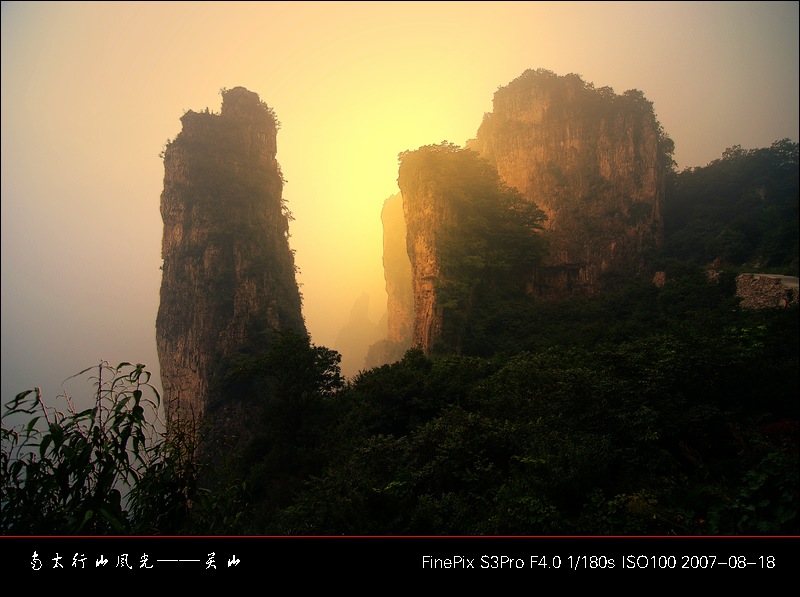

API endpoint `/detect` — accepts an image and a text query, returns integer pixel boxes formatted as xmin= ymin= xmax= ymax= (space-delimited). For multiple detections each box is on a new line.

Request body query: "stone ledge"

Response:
xmin=736 ymin=273 xmax=799 ymax=309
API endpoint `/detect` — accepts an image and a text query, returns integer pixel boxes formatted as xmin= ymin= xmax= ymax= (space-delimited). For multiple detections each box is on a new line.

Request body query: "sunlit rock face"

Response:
xmin=468 ymin=69 xmax=667 ymax=297
xmin=365 ymin=193 xmax=414 ymax=368
xmin=156 ymin=87 xmax=305 ymax=432
xmin=398 ymin=168 xmax=449 ymax=353
xmin=381 ymin=193 xmax=414 ymax=346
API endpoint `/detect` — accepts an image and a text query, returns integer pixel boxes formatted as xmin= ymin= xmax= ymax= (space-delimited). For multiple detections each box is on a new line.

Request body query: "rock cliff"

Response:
xmin=400 ymin=164 xmax=447 ymax=353
xmin=390 ymin=69 xmax=670 ymax=354
xmin=364 ymin=193 xmax=414 ymax=367
xmin=156 ymin=87 xmax=306 ymax=433
xmin=398 ymin=143 xmax=547 ymax=354
xmin=468 ymin=69 xmax=669 ymax=297
xmin=736 ymin=273 xmax=799 ymax=309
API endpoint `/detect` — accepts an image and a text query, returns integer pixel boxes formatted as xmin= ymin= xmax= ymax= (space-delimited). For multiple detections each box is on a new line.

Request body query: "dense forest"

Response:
xmin=2 ymin=139 xmax=798 ymax=535
xmin=663 ymin=139 xmax=798 ymax=271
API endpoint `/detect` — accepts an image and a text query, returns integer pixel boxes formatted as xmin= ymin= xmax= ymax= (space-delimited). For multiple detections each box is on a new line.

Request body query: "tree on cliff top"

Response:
xmin=664 ymin=138 xmax=799 ymax=271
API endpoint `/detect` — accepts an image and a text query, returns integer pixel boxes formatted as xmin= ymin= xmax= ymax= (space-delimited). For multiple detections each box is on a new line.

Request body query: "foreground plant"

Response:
xmin=1 ymin=361 xmax=196 ymax=534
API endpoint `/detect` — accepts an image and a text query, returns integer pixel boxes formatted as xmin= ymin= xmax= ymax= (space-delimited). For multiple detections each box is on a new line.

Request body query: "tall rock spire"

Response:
xmin=156 ymin=87 xmax=306 ymax=433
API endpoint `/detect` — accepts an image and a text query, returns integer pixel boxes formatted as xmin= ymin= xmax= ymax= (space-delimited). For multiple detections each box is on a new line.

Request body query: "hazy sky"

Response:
xmin=2 ymin=1 xmax=798 ymax=406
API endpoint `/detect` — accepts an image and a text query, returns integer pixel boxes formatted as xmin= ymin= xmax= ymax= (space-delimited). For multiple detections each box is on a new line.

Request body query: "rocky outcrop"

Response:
xmin=388 ymin=70 xmax=670 ymax=354
xmin=365 ymin=193 xmax=414 ymax=367
xmin=468 ymin=69 xmax=668 ymax=297
xmin=156 ymin=87 xmax=306 ymax=434
xmin=736 ymin=273 xmax=799 ymax=309
xmin=397 ymin=144 xmax=547 ymax=354
xmin=400 ymin=170 xmax=446 ymax=352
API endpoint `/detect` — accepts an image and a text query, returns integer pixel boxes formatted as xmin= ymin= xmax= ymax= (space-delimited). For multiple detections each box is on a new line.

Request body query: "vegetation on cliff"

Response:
xmin=663 ymin=138 xmax=799 ymax=274
xmin=471 ymin=68 xmax=672 ymax=297
xmin=399 ymin=142 xmax=548 ymax=354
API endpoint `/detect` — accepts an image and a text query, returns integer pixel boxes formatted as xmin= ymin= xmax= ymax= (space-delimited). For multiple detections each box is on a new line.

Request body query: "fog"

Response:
xmin=2 ymin=1 xmax=798 ymax=407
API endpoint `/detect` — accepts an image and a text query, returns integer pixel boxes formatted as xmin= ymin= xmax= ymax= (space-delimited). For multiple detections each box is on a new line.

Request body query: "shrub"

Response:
xmin=1 ymin=361 xmax=195 ymax=534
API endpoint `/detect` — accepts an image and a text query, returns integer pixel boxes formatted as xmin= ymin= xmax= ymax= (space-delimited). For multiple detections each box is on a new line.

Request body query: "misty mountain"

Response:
xmin=333 ymin=291 xmax=387 ymax=378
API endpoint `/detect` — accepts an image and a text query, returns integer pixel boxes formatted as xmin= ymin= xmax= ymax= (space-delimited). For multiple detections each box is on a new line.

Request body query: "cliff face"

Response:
xmin=381 ymin=193 xmax=414 ymax=346
xmin=401 ymin=175 xmax=446 ymax=352
xmin=365 ymin=193 xmax=414 ymax=367
xmin=468 ymin=69 xmax=667 ymax=297
xmin=397 ymin=144 xmax=547 ymax=354
xmin=156 ymin=87 xmax=305 ymax=431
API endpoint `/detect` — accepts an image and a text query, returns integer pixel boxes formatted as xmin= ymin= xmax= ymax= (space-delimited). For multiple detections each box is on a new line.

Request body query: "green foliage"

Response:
xmin=270 ymin=293 xmax=798 ymax=535
xmin=216 ymin=330 xmax=342 ymax=402
xmin=208 ymin=330 xmax=345 ymax=532
xmin=219 ymin=86 xmax=281 ymax=129
xmin=398 ymin=143 xmax=548 ymax=353
xmin=664 ymin=139 xmax=799 ymax=273
xmin=1 ymin=362 xmax=196 ymax=534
